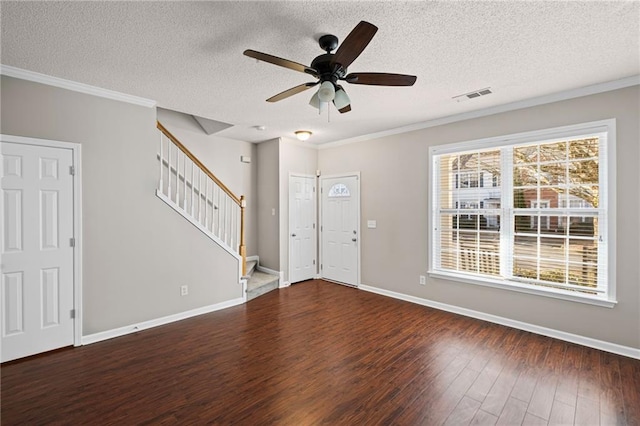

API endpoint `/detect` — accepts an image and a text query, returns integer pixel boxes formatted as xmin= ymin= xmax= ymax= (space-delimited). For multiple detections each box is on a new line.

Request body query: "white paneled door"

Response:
xmin=289 ymin=175 xmax=316 ymax=284
xmin=1 ymin=141 xmax=75 ymax=362
xmin=321 ymin=174 xmax=359 ymax=286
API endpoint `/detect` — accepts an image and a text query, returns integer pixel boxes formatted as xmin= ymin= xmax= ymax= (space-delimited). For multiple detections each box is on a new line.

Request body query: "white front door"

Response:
xmin=289 ymin=175 xmax=316 ymax=283
xmin=321 ymin=174 xmax=359 ymax=286
xmin=1 ymin=141 xmax=75 ymax=362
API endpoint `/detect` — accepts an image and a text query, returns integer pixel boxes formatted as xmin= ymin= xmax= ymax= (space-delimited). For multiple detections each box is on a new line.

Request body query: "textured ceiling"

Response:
xmin=1 ymin=1 xmax=638 ymax=145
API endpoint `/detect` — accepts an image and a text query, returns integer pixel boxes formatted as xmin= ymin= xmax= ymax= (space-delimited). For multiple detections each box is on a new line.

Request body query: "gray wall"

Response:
xmin=256 ymin=139 xmax=280 ymax=271
xmin=1 ymin=76 xmax=242 ymax=335
xmin=318 ymin=85 xmax=640 ymax=349
xmin=156 ymin=108 xmax=257 ymax=256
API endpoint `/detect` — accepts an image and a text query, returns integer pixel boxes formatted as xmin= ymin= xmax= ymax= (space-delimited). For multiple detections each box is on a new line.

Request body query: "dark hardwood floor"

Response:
xmin=2 ymin=280 xmax=639 ymax=425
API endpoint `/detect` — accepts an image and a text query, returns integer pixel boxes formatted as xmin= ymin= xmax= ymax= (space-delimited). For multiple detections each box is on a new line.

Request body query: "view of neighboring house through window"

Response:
xmin=429 ymin=120 xmax=614 ymax=305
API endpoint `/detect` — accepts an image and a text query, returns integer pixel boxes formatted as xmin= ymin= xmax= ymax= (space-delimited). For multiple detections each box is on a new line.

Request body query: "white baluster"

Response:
xmin=228 ymin=199 xmax=233 ymax=248
xmin=235 ymin=204 xmax=240 ymax=254
xmin=204 ymin=177 xmax=209 ymax=231
xmin=190 ymin=159 xmax=195 ymax=216
xmin=198 ymin=170 xmax=202 ymax=223
xmin=175 ymin=153 xmax=180 ymax=206
xmin=183 ymin=155 xmax=188 ymax=211
xmin=158 ymin=133 xmax=163 ymax=192
xmin=233 ymin=200 xmax=237 ymax=249
xmin=167 ymin=139 xmax=172 ymax=199
xmin=223 ymin=195 xmax=228 ymax=244
xmin=215 ymin=186 xmax=221 ymax=237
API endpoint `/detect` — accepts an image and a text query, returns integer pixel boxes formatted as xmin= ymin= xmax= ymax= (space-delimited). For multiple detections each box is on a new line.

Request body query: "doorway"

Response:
xmin=1 ymin=135 xmax=81 ymax=362
xmin=320 ymin=173 xmax=360 ymax=286
xmin=288 ymin=174 xmax=316 ymax=284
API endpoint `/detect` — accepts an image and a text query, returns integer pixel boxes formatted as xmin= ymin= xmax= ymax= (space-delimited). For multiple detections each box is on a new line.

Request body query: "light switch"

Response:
xmin=367 ymin=220 xmax=377 ymax=229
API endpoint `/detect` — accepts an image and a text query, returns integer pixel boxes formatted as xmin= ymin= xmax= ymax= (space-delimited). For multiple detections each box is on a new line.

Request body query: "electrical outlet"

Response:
xmin=419 ymin=275 xmax=426 ymax=285
xmin=180 ymin=285 xmax=188 ymax=296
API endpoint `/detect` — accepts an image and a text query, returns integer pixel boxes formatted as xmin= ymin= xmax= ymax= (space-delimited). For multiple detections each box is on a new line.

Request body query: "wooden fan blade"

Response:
xmin=266 ymin=82 xmax=318 ymax=103
xmin=244 ymin=49 xmax=318 ymax=76
xmin=338 ymin=104 xmax=352 ymax=114
xmin=331 ymin=21 xmax=378 ymax=68
xmin=345 ymin=72 xmax=417 ymax=86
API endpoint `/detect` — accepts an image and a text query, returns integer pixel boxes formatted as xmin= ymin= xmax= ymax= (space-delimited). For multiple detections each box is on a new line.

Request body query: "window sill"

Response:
xmin=428 ymin=270 xmax=617 ymax=308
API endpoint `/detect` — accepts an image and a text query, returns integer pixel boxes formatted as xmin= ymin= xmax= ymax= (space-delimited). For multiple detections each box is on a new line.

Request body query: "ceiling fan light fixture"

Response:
xmin=295 ymin=130 xmax=313 ymax=141
xmin=309 ymin=91 xmax=320 ymax=109
xmin=333 ymin=87 xmax=350 ymax=110
xmin=317 ymin=81 xmax=335 ymax=102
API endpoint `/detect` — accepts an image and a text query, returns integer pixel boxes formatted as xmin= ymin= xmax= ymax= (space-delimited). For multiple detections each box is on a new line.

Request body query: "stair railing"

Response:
xmin=156 ymin=121 xmax=246 ymax=275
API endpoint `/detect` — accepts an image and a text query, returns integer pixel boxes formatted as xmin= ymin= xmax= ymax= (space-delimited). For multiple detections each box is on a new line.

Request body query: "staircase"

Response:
xmin=156 ymin=121 xmax=247 ymax=278
xmin=244 ymin=260 xmax=280 ymax=301
xmin=155 ymin=121 xmax=280 ymax=302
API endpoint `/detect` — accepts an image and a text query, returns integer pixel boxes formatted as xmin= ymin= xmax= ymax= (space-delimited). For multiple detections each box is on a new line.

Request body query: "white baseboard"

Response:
xmin=256 ymin=264 xmax=279 ymax=276
xmin=280 ymin=281 xmax=291 ymax=288
xmin=246 ymin=255 xmax=259 ymax=262
xmin=81 ymin=297 xmax=245 ymax=345
xmin=359 ymin=284 xmax=640 ymax=360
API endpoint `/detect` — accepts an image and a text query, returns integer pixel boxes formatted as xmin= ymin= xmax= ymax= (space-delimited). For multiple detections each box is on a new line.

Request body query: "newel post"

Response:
xmin=239 ymin=195 xmax=247 ymax=276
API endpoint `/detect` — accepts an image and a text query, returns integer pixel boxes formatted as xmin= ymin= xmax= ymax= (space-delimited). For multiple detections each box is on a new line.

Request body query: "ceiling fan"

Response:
xmin=243 ymin=21 xmax=417 ymax=114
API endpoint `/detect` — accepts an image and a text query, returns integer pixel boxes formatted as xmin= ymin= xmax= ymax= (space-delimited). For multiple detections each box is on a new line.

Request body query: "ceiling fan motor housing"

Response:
xmin=310 ymin=53 xmax=346 ymax=86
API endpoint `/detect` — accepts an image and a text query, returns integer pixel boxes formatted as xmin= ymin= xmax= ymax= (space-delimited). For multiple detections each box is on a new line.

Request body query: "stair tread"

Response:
xmin=247 ymin=271 xmax=279 ymax=291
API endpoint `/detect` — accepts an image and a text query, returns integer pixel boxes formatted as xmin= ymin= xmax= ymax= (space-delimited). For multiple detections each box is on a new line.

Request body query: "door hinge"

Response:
xmin=313 ymin=259 xmax=316 ymax=265
xmin=69 ymin=237 xmax=75 ymax=247
xmin=313 ymin=223 xmax=316 ymax=229
xmin=69 ymin=166 xmax=75 ymax=175
xmin=70 ymin=309 xmax=75 ymax=319
xmin=321 ymin=264 xmax=323 ymax=270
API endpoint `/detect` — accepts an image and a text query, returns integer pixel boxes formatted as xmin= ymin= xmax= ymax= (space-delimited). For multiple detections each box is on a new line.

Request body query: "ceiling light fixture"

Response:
xmin=333 ymin=87 xmax=350 ymax=110
xmin=317 ymin=81 xmax=335 ymax=102
xmin=295 ymin=130 xmax=312 ymax=141
xmin=309 ymin=91 xmax=320 ymax=109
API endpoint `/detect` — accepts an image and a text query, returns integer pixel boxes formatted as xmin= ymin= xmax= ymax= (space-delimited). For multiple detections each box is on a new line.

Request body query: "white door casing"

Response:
xmin=1 ymin=136 xmax=81 ymax=362
xmin=289 ymin=174 xmax=316 ymax=283
xmin=320 ymin=174 xmax=360 ymax=286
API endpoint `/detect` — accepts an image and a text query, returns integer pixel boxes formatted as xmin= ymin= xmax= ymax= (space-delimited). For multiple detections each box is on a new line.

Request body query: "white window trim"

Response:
xmin=428 ymin=119 xmax=617 ymax=308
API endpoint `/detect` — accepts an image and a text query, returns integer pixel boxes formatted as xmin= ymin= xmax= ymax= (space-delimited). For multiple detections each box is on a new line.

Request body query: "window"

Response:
xmin=328 ymin=183 xmax=350 ymax=197
xmin=429 ymin=120 xmax=615 ymax=307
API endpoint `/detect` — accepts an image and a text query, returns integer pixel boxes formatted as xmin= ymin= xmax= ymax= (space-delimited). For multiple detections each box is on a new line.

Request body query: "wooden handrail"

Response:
xmin=157 ymin=121 xmax=241 ymax=206
xmin=157 ymin=120 xmax=246 ymax=275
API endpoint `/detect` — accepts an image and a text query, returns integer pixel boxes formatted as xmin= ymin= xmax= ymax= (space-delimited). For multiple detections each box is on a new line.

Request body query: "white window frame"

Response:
xmin=428 ymin=119 xmax=616 ymax=308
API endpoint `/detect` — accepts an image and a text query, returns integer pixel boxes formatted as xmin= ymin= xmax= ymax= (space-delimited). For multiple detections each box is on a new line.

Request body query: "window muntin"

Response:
xmin=430 ymin=123 xmax=612 ymax=304
xmin=328 ymin=183 xmax=350 ymax=198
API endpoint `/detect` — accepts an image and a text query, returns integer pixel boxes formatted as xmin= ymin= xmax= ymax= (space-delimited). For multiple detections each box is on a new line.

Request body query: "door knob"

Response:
xmin=352 ymin=238 xmax=357 ymax=242
xmin=291 ymin=233 xmax=297 ymax=237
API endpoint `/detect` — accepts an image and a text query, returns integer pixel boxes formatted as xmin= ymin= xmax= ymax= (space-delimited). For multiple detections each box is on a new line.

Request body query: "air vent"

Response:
xmin=453 ymin=87 xmax=493 ymax=102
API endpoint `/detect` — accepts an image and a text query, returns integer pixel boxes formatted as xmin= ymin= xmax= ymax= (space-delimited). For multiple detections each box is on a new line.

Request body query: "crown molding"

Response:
xmin=319 ymin=75 xmax=640 ymax=150
xmin=0 ymin=64 xmax=156 ymax=108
